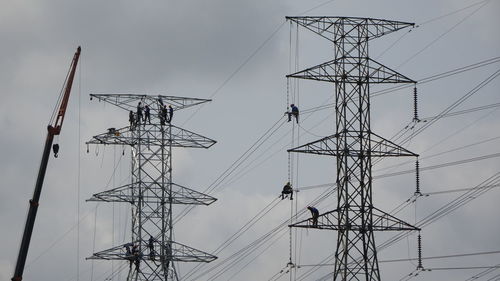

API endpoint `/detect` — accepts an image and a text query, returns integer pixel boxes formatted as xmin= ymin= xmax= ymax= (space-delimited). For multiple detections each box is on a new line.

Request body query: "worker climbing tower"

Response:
xmin=286 ymin=17 xmax=420 ymax=280
xmin=86 ymin=94 xmax=217 ymax=280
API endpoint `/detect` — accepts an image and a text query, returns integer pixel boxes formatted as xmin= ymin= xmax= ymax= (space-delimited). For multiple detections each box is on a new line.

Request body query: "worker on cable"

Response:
xmin=281 ymin=182 xmax=294 ymax=200
xmin=129 ymin=111 xmax=135 ymax=130
xmin=158 ymin=96 xmax=164 ymax=107
xmin=148 ymin=236 xmax=155 ymax=259
xmin=307 ymin=206 xmax=319 ymax=227
xmin=137 ymin=102 xmax=144 ymax=125
xmin=144 ymin=105 xmax=151 ymax=124
xmin=287 ymin=104 xmax=299 ymax=123
xmin=167 ymin=105 xmax=173 ymax=123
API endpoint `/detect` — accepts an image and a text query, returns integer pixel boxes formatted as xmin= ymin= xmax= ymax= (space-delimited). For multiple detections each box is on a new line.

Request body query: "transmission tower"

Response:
xmin=86 ymin=94 xmax=217 ymax=280
xmin=286 ymin=17 xmax=421 ymax=280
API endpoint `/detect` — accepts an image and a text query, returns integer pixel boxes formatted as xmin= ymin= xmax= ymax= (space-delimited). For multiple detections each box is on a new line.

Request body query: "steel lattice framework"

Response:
xmin=286 ymin=17 xmax=420 ymax=280
xmin=86 ymin=94 xmax=217 ymax=281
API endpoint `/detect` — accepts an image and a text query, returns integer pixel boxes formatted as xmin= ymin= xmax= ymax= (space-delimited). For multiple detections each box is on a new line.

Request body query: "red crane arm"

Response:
xmin=49 ymin=46 xmax=81 ymax=135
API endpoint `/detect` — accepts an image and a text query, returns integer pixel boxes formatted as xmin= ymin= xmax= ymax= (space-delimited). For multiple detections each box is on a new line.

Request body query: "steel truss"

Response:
xmin=286 ymin=17 xmax=420 ymax=281
xmin=86 ymin=94 xmax=217 ymax=281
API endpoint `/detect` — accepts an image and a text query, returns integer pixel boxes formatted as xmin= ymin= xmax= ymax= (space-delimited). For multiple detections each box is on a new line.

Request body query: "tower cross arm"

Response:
xmin=286 ymin=57 xmax=416 ymax=84
xmin=288 ymin=131 xmax=418 ymax=157
xmin=289 ymin=207 xmax=420 ymax=231
xmin=90 ymin=93 xmax=211 ymax=112
xmin=86 ymin=125 xmax=216 ymax=148
xmin=285 ymin=16 xmax=414 ymax=43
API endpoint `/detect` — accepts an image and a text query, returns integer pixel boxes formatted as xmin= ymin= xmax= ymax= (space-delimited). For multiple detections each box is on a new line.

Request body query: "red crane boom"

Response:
xmin=12 ymin=46 xmax=81 ymax=281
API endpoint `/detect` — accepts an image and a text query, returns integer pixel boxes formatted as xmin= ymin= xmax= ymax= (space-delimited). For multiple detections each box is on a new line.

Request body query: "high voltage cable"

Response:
xmin=396 ymin=0 xmax=491 ymax=69
xmin=210 ymin=151 xmax=500 ymax=280
xmin=202 ymin=121 xmax=500 ymax=279
xmin=187 ymin=187 xmax=337 ymax=281
xmin=173 ymin=116 xmax=286 ymax=224
xmin=399 ymin=68 xmax=500 ymax=146
xmin=184 ymin=10 xmax=500 ymax=281
xmin=464 ymin=263 xmax=500 ymax=281
xmin=419 ymin=101 xmax=500 ymax=122
xmin=193 ymin=141 xmax=500 ymax=279
xmin=299 ymin=56 xmax=500 ymax=115
xmin=181 ymin=21 xmax=287 ymax=126
xmin=295 ymin=248 xmax=500 ymax=266
xmin=375 ymin=134 xmax=500 ymax=173
xmin=373 ymin=56 xmax=500 ymax=97
xmin=298 ymin=172 xmax=500 ymax=280
xmin=182 ymin=196 xmax=282 ymax=279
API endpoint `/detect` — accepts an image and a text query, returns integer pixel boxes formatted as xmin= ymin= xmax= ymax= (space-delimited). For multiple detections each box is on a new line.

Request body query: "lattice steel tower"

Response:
xmin=287 ymin=17 xmax=420 ymax=280
xmin=86 ymin=94 xmax=217 ymax=280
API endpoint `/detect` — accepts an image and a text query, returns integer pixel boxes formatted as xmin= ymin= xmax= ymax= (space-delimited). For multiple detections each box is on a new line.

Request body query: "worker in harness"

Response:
xmin=129 ymin=111 xmax=135 ymax=130
xmin=124 ymin=242 xmax=134 ymax=269
xmin=287 ymin=104 xmax=299 ymax=123
xmin=307 ymin=206 xmax=319 ymax=227
xmin=281 ymin=182 xmax=293 ymax=200
xmin=148 ymin=236 xmax=155 ymax=259
xmin=137 ymin=102 xmax=144 ymax=125
xmin=160 ymin=105 xmax=168 ymax=126
xmin=132 ymin=244 xmax=141 ymax=272
xmin=167 ymin=105 xmax=173 ymax=123
xmin=144 ymin=105 xmax=151 ymax=124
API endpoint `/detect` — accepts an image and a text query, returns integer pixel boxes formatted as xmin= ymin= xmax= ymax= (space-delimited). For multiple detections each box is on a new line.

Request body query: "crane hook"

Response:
xmin=52 ymin=143 xmax=60 ymax=158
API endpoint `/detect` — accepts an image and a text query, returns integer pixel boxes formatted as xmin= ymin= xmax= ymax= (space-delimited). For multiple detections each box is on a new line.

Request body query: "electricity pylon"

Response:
xmin=286 ymin=17 xmax=420 ymax=280
xmin=86 ymin=94 xmax=217 ymax=280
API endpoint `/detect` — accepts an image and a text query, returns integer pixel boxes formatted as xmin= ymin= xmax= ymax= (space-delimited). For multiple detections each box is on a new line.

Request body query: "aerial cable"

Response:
xmin=464 ymin=263 xmax=500 ymax=280
xmin=182 ymin=20 xmax=287 ymax=126
xmin=396 ymin=0 xmax=491 ymax=69
xmin=418 ymin=0 xmax=492 ymax=26
xmin=371 ymin=56 xmax=500 ymax=98
xmin=182 ymin=197 xmax=282 ymax=279
xmin=420 ymin=101 xmax=500 ymax=122
xmin=296 ymin=56 xmax=500 ymax=116
xmin=376 ymin=0 xmax=492 ymax=61
xmin=173 ymin=115 xmax=286 ymax=224
xmin=418 ymin=103 xmax=500 ymax=157
xmin=189 ymin=186 xmax=335 ymax=281
xmin=298 ymin=172 xmax=500 ymax=279
xmin=399 ymin=68 xmax=500 ymax=145
xmin=375 ymin=134 xmax=500 ymax=174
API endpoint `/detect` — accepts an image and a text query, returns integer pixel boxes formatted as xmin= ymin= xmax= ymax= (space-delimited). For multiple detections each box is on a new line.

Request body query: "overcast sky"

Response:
xmin=1 ymin=0 xmax=500 ymax=280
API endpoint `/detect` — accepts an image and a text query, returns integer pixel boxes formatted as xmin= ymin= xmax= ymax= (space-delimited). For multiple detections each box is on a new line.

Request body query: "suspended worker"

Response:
xmin=287 ymin=104 xmax=299 ymax=123
xmin=129 ymin=110 xmax=135 ymax=130
xmin=281 ymin=182 xmax=293 ymax=200
xmin=144 ymin=105 xmax=151 ymax=124
xmin=137 ymin=102 xmax=144 ymax=124
xmin=307 ymin=206 xmax=319 ymax=227
xmin=148 ymin=236 xmax=155 ymax=259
